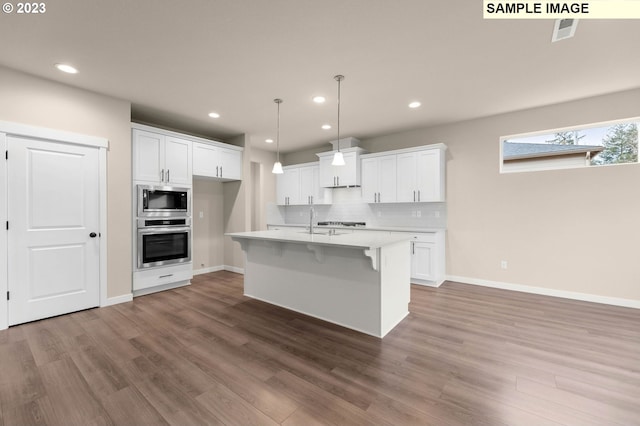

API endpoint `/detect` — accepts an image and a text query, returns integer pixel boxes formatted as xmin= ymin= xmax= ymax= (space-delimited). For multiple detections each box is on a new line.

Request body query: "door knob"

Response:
xmin=89 ymin=232 xmax=97 ymax=238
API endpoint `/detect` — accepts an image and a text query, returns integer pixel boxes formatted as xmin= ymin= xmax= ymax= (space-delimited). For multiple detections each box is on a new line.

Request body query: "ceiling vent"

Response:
xmin=552 ymin=19 xmax=578 ymax=42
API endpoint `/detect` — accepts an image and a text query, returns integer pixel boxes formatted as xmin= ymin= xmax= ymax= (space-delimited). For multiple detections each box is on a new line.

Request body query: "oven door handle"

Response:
xmin=137 ymin=226 xmax=191 ymax=234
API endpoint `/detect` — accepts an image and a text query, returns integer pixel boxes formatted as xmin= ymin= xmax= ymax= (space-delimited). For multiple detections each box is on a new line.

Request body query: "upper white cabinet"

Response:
xmin=277 ymin=163 xmax=331 ymax=206
xmin=361 ymin=154 xmax=397 ymax=203
xmin=397 ymin=147 xmax=445 ymax=202
xmin=362 ymin=144 xmax=446 ymax=204
xmin=133 ymin=129 xmax=192 ymax=185
xmin=316 ymin=148 xmax=366 ymax=188
xmin=193 ymin=142 xmax=242 ymax=181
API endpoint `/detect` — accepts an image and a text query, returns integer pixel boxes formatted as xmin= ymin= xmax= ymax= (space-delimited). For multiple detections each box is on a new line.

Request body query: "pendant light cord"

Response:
xmin=275 ymin=98 xmax=282 ymax=162
xmin=334 ymin=75 xmax=344 ymax=152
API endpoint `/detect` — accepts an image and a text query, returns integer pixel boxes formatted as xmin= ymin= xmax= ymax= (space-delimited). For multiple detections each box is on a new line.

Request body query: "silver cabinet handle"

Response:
xmin=159 ymin=274 xmax=174 ymax=279
xmin=220 ymin=166 xmax=222 ymax=177
xmin=418 ymin=190 xmax=420 ymax=202
xmin=412 ymin=242 xmax=415 ymax=255
xmin=413 ymin=190 xmax=416 ymax=202
xmin=337 ymin=176 xmax=340 ymax=186
xmin=378 ymin=192 xmax=381 ymax=203
xmin=216 ymin=166 xmax=219 ymax=177
xmin=161 ymin=169 xmax=165 ymax=182
xmin=311 ymin=195 xmax=313 ymax=204
xmin=167 ymin=169 xmax=170 ymax=182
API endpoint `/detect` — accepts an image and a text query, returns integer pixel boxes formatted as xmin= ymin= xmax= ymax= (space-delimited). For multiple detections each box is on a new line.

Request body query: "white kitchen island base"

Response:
xmin=229 ymin=231 xmax=411 ymax=338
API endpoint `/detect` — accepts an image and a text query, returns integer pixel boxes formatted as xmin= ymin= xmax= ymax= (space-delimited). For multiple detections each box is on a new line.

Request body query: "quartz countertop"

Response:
xmin=267 ymin=223 xmax=446 ymax=233
xmin=227 ymin=229 xmax=411 ymax=250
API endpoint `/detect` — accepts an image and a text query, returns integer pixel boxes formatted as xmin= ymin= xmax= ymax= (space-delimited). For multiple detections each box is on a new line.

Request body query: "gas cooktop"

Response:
xmin=317 ymin=221 xmax=366 ymax=227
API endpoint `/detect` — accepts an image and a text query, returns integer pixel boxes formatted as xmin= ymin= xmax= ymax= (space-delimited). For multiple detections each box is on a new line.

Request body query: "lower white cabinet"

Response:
xmin=133 ymin=263 xmax=193 ymax=296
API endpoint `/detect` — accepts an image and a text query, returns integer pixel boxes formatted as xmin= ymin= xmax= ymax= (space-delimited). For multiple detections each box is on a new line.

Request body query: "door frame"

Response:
xmin=0 ymin=121 xmax=108 ymax=330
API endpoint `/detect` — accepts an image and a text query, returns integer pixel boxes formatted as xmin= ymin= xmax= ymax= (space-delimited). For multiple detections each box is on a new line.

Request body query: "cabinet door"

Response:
xmin=377 ymin=155 xmax=397 ymax=203
xmin=276 ymin=168 xmax=300 ymax=205
xmin=192 ymin=142 xmax=219 ymax=178
xmin=164 ymin=136 xmax=192 ymax=185
xmin=396 ymin=152 xmax=417 ymax=202
xmin=361 ymin=157 xmax=379 ymax=203
xmin=133 ymin=130 xmax=163 ymax=183
xmin=318 ymin=155 xmax=335 ymax=187
xmin=218 ymin=148 xmax=242 ymax=180
xmin=336 ymin=152 xmax=358 ymax=186
xmin=411 ymin=241 xmax=435 ymax=281
xmin=416 ymin=149 xmax=442 ymax=202
xmin=299 ymin=165 xmax=315 ymax=205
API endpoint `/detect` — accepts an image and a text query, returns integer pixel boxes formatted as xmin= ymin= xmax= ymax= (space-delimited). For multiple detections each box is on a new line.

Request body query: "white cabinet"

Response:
xmin=193 ymin=142 xmax=242 ymax=181
xmin=411 ymin=238 xmax=436 ymax=282
xmin=361 ymin=154 xmax=397 ymax=203
xmin=277 ymin=167 xmax=300 ymax=205
xmin=397 ymin=147 xmax=445 ymax=202
xmin=277 ymin=163 xmax=331 ymax=205
xmin=317 ymin=148 xmax=366 ymax=188
xmin=133 ymin=129 xmax=192 ymax=185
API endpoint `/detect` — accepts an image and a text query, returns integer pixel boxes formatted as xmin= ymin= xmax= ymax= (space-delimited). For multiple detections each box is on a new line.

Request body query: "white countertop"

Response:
xmin=267 ymin=223 xmax=446 ymax=233
xmin=227 ymin=229 xmax=412 ymax=250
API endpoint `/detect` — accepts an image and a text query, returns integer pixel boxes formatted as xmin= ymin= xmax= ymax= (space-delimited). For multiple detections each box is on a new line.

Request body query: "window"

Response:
xmin=500 ymin=118 xmax=639 ymax=173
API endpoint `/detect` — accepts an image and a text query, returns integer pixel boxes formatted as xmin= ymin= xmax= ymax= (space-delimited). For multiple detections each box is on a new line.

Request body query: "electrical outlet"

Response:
xmin=501 ymin=260 xmax=508 ymax=270
xmin=417 ymin=210 xmax=422 ymax=218
xmin=199 ymin=211 xmax=204 ymax=219
xmin=201 ymin=263 xmax=205 ymax=267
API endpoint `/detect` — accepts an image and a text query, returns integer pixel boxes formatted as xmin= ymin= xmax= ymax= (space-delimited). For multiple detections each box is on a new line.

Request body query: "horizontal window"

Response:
xmin=500 ymin=118 xmax=639 ymax=173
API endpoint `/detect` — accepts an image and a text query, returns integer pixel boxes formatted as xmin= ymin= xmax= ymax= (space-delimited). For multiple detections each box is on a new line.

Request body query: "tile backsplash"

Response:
xmin=266 ymin=187 xmax=447 ymax=229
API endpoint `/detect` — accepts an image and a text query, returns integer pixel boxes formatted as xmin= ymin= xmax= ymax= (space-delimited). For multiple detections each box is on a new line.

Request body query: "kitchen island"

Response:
xmin=227 ymin=229 xmax=411 ymax=338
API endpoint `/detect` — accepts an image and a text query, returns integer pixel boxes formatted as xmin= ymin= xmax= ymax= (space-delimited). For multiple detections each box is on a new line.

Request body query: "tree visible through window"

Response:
xmin=501 ymin=118 xmax=639 ymax=173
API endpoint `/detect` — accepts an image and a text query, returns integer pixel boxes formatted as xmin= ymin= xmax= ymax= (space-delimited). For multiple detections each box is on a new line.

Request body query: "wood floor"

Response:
xmin=1 ymin=271 xmax=639 ymax=425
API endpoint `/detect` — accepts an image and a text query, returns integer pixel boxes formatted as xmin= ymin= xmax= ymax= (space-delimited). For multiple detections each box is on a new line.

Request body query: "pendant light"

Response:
xmin=272 ymin=98 xmax=284 ymax=174
xmin=331 ymin=74 xmax=346 ymax=166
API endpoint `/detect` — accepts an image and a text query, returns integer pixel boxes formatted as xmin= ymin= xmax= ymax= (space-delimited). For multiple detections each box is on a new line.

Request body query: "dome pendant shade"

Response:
xmin=272 ymin=161 xmax=283 ymax=174
xmin=331 ymin=151 xmax=345 ymax=166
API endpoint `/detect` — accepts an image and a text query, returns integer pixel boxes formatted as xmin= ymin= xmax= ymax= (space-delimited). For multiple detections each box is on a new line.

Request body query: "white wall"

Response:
xmin=192 ymin=179 xmax=225 ymax=272
xmin=0 ymin=66 xmax=132 ymax=299
xmin=362 ymin=88 xmax=640 ymax=303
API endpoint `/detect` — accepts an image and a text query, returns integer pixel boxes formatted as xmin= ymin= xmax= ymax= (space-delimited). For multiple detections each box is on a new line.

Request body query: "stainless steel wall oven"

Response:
xmin=137 ymin=217 xmax=191 ymax=269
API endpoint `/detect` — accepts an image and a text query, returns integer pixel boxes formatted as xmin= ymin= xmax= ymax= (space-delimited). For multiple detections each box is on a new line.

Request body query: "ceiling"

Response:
xmin=1 ymin=1 xmax=639 ymax=154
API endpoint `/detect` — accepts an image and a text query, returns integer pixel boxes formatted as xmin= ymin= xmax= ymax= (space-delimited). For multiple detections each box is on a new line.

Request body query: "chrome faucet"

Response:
xmin=309 ymin=206 xmax=314 ymax=234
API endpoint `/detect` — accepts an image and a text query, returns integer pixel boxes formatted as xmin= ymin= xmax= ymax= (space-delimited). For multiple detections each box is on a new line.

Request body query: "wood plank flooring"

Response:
xmin=1 ymin=271 xmax=639 ymax=425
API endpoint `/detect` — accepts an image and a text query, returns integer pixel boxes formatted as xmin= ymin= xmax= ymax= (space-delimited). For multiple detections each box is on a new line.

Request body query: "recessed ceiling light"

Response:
xmin=208 ymin=112 xmax=220 ymax=118
xmin=409 ymin=101 xmax=421 ymax=109
xmin=321 ymin=124 xmax=331 ymax=130
xmin=55 ymin=63 xmax=78 ymax=74
xmin=313 ymin=96 xmax=326 ymax=104
xmin=265 ymin=138 xmax=274 ymax=143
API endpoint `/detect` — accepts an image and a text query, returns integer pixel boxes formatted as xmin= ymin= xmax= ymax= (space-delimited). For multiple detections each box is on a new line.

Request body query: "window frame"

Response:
xmin=499 ymin=116 xmax=640 ymax=174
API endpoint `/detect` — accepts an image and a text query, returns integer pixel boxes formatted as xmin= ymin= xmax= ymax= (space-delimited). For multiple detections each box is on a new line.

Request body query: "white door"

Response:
xmin=193 ymin=143 xmax=219 ymax=177
xmin=7 ymin=136 xmax=100 ymax=325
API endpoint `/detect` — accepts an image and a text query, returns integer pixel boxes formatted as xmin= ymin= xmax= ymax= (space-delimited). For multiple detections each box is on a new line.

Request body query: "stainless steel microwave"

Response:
xmin=137 ymin=185 xmax=190 ymax=217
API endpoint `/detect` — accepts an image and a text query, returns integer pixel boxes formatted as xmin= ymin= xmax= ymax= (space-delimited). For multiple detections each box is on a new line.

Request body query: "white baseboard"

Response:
xmin=101 ymin=293 xmax=133 ymax=307
xmin=193 ymin=265 xmax=245 ymax=275
xmin=224 ymin=265 xmax=245 ymax=274
xmin=446 ymin=275 xmax=640 ymax=310
xmin=193 ymin=265 xmax=225 ymax=276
